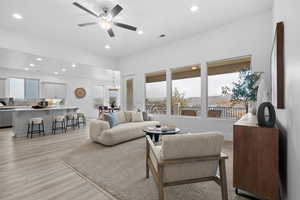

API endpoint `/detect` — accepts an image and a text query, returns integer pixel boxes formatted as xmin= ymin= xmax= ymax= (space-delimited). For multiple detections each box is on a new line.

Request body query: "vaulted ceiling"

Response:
xmin=0 ymin=0 xmax=272 ymax=58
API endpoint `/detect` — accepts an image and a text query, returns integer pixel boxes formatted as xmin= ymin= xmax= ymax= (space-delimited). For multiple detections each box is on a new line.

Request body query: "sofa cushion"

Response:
xmin=124 ymin=111 xmax=134 ymax=122
xmin=131 ymin=112 xmax=144 ymax=122
xmin=116 ymin=112 xmax=126 ymax=123
xmin=99 ymin=121 xmax=160 ymax=146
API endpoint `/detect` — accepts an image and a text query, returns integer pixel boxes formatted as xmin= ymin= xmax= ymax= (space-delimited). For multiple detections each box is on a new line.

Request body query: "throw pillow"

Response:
xmin=131 ymin=112 xmax=144 ymax=122
xmin=103 ymin=114 xmax=114 ymax=128
xmin=142 ymin=111 xmax=149 ymax=121
xmin=124 ymin=111 xmax=133 ymax=122
xmin=116 ymin=112 xmax=126 ymax=123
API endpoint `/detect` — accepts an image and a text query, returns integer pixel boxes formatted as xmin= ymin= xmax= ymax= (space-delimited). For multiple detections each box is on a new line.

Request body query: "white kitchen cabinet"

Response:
xmin=41 ymin=82 xmax=67 ymax=99
xmin=0 ymin=78 xmax=5 ymax=97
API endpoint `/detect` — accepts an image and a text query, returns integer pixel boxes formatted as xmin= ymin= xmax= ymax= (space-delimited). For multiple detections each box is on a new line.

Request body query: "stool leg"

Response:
xmin=61 ymin=121 xmax=64 ymax=134
xmin=54 ymin=120 xmax=57 ymax=135
xmin=38 ymin=124 xmax=41 ymax=136
xmin=42 ymin=121 xmax=45 ymax=136
xmin=77 ymin=118 xmax=80 ymax=128
xmin=52 ymin=121 xmax=54 ymax=134
xmin=31 ymin=122 xmax=34 ymax=138
xmin=64 ymin=120 xmax=67 ymax=133
xmin=27 ymin=124 xmax=30 ymax=138
xmin=84 ymin=117 xmax=86 ymax=126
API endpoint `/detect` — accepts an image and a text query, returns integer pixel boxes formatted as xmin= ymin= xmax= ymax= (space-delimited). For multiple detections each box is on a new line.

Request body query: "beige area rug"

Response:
xmin=62 ymin=138 xmax=245 ymax=200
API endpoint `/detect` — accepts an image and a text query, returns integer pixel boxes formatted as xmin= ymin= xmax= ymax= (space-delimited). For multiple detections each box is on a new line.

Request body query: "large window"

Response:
xmin=145 ymin=71 xmax=167 ymax=114
xmin=9 ymin=78 xmax=39 ymax=100
xmin=207 ymin=57 xmax=251 ymax=119
xmin=171 ymin=65 xmax=201 ymax=116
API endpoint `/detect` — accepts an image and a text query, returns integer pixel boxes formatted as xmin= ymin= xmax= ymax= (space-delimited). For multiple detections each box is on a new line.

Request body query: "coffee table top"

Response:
xmin=144 ymin=127 xmax=181 ymax=135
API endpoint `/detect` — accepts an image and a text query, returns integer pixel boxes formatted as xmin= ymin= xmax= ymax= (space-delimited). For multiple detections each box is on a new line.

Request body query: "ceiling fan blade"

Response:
xmin=113 ymin=22 xmax=137 ymax=31
xmin=78 ymin=22 xmax=97 ymax=27
xmin=73 ymin=2 xmax=98 ymax=17
xmin=110 ymin=4 xmax=123 ymax=17
xmin=107 ymin=29 xmax=115 ymax=37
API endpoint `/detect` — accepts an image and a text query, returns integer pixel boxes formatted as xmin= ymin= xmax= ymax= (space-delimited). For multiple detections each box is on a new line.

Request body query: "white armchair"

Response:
xmin=146 ymin=132 xmax=228 ymax=200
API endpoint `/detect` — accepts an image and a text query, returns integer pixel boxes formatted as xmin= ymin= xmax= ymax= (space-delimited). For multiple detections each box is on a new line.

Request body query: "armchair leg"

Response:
xmin=158 ymin=183 xmax=164 ymax=200
xmin=219 ymin=158 xmax=228 ymax=200
xmin=146 ymin=139 xmax=150 ymax=178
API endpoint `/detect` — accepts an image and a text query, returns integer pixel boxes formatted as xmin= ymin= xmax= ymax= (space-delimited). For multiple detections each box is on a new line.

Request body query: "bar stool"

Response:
xmin=27 ymin=118 xmax=45 ymax=138
xmin=77 ymin=113 xmax=86 ymax=128
xmin=52 ymin=115 xmax=66 ymax=134
xmin=66 ymin=113 xmax=77 ymax=130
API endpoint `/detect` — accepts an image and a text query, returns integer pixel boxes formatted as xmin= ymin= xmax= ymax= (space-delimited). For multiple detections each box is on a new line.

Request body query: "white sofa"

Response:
xmin=89 ymin=113 xmax=159 ymax=146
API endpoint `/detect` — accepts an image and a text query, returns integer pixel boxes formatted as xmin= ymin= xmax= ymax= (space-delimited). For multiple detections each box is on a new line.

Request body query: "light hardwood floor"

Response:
xmin=0 ymin=124 xmax=115 ymax=200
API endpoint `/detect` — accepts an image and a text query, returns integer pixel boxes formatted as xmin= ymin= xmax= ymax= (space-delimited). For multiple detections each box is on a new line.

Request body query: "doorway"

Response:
xmin=126 ymin=79 xmax=134 ymax=110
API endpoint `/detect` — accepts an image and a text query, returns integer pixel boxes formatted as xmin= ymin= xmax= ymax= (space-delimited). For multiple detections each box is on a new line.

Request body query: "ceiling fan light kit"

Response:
xmin=73 ymin=1 xmax=137 ymax=37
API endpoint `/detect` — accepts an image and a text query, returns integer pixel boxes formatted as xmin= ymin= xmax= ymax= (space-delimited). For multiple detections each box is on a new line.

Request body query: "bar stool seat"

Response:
xmin=27 ymin=117 xmax=45 ymax=138
xmin=52 ymin=115 xmax=66 ymax=134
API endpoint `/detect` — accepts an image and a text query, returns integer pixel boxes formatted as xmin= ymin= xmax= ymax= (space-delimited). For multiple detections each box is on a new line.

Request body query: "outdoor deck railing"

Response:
xmin=146 ymin=103 xmax=246 ymax=120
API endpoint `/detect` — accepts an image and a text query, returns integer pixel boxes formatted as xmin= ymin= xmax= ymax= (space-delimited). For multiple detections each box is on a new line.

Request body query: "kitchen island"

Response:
xmin=2 ymin=106 xmax=78 ymax=137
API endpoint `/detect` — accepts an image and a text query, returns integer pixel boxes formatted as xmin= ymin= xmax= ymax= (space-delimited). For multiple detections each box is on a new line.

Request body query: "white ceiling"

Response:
xmin=0 ymin=0 xmax=272 ymax=58
xmin=0 ymin=47 xmax=119 ymax=82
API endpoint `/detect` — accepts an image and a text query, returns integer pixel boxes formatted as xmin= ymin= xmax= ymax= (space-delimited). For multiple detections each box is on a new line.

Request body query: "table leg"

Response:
xmin=154 ymin=134 xmax=160 ymax=143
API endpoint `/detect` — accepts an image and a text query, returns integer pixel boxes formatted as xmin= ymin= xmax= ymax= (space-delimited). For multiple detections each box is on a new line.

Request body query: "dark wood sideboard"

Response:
xmin=233 ymin=113 xmax=279 ymax=200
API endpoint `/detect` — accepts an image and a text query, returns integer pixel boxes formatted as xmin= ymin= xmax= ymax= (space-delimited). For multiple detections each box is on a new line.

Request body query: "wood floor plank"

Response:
xmin=0 ymin=124 xmax=115 ymax=200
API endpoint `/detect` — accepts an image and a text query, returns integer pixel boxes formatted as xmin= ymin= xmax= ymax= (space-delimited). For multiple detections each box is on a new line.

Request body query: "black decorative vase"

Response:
xmin=257 ymin=102 xmax=276 ymax=128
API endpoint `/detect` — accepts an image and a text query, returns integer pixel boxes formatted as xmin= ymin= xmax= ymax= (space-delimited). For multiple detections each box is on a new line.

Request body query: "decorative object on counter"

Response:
xmin=38 ymin=100 xmax=48 ymax=108
xmin=27 ymin=118 xmax=45 ymax=138
xmin=271 ymin=21 xmax=285 ymax=109
xmin=75 ymin=88 xmax=86 ymax=99
xmin=257 ymin=102 xmax=276 ymax=128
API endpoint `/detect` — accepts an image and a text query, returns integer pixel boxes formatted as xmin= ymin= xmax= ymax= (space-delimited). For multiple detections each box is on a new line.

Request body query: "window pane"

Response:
xmin=207 ymin=57 xmax=250 ymax=119
xmin=145 ymin=71 xmax=166 ymax=114
xmin=171 ymin=66 xmax=201 ymax=116
xmin=9 ymin=78 xmax=24 ymax=99
xmin=109 ymin=89 xmax=119 ymax=108
xmin=25 ymin=79 xmax=39 ymax=100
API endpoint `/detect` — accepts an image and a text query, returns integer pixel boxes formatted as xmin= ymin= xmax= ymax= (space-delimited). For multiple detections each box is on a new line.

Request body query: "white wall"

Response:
xmin=273 ymin=0 xmax=300 ymax=199
xmin=117 ymin=11 xmax=272 ymax=140
xmin=0 ymin=67 xmax=115 ymax=119
xmin=0 ymin=27 xmax=116 ymax=70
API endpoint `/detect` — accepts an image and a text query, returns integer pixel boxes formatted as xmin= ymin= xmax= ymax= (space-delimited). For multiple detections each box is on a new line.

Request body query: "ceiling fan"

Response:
xmin=73 ymin=1 xmax=137 ymax=37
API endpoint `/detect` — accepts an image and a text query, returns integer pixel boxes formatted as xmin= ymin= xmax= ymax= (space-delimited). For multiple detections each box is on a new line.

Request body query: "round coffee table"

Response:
xmin=144 ymin=127 xmax=181 ymax=142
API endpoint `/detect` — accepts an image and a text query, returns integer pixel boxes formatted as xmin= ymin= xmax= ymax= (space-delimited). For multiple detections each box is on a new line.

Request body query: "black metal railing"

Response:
xmin=208 ymin=106 xmax=246 ymax=120
xmin=146 ymin=103 xmax=246 ymax=120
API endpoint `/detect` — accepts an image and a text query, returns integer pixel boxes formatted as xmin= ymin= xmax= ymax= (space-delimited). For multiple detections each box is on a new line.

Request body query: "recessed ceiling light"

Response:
xmin=25 ymin=67 xmax=29 ymax=71
xmin=61 ymin=68 xmax=67 ymax=72
xmin=29 ymin=63 xmax=35 ymax=67
xmin=72 ymin=64 xmax=76 ymax=68
xmin=190 ymin=5 xmax=199 ymax=12
xmin=137 ymin=30 xmax=144 ymax=35
xmin=159 ymin=34 xmax=166 ymax=38
xmin=36 ymin=57 xmax=43 ymax=61
xmin=54 ymin=72 xmax=58 ymax=75
xmin=12 ymin=13 xmax=23 ymax=20
xmin=105 ymin=45 xmax=111 ymax=49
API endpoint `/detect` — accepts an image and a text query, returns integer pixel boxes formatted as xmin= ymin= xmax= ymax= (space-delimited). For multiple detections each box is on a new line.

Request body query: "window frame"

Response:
xmin=141 ymin=55 xmax=252 ymax=122
xmin=170 ymin=65 xmax=202 ymax=118
xmin=144 ymin=70 xmax=167 ymax=115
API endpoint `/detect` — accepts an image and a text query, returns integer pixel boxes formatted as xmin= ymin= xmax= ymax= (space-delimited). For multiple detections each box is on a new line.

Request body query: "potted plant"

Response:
xmin=222 ymin=68 xmax=261 ymax=114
